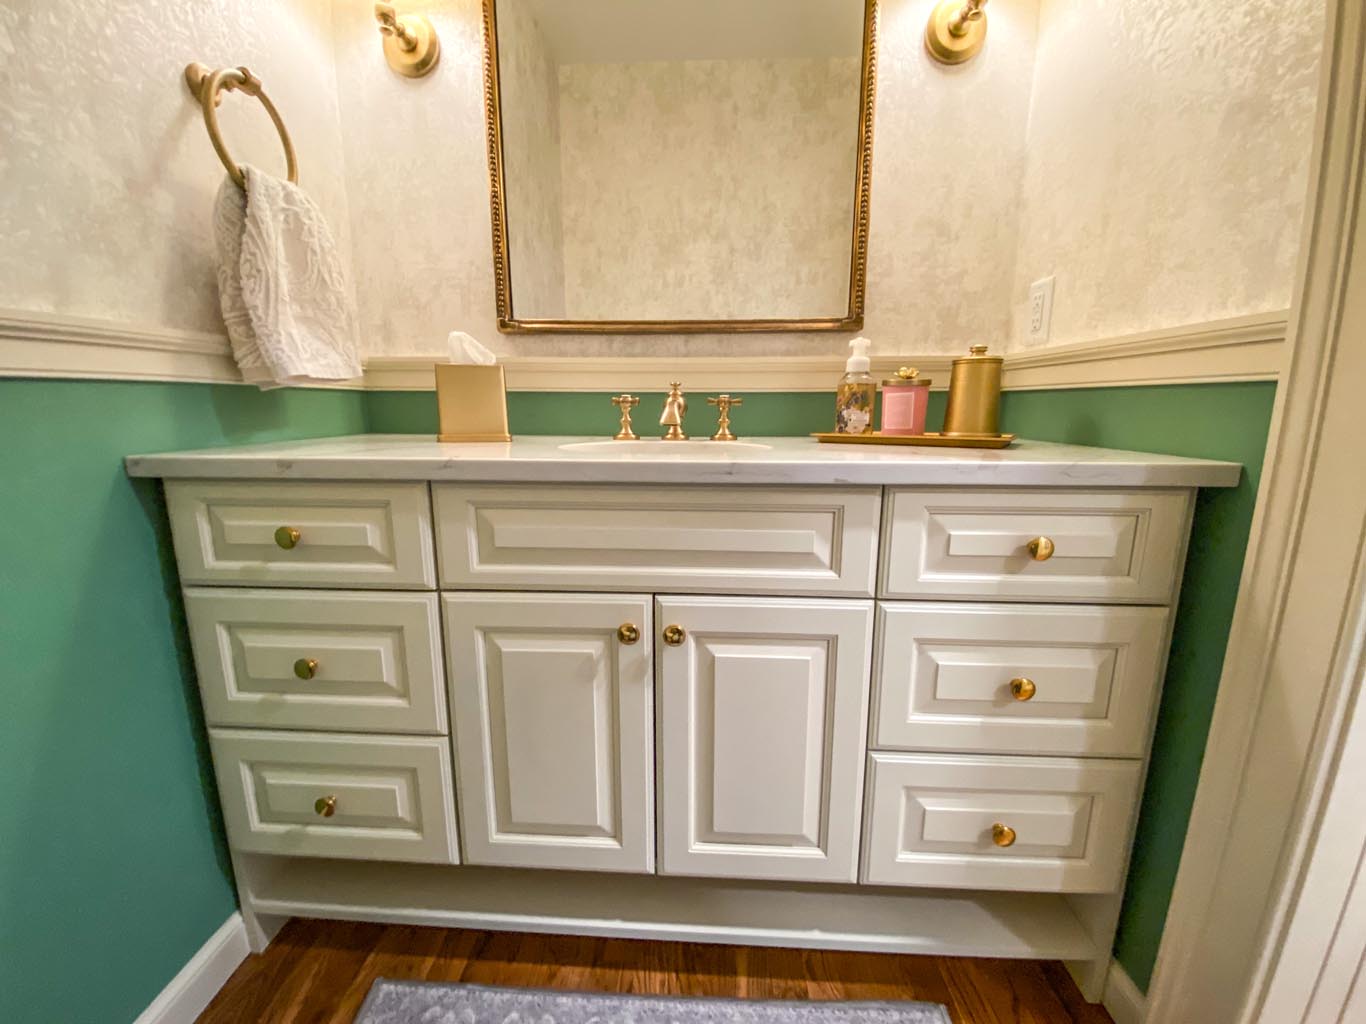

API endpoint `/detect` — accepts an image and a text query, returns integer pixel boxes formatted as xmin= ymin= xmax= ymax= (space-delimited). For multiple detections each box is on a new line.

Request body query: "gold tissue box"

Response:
xmin=435 ymin=364 xmax=511 ymax=442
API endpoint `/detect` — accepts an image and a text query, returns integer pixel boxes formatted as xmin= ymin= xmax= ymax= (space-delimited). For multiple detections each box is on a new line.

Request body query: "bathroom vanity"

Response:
xmin=125 ymin=435 xmax=1238 ymax=1000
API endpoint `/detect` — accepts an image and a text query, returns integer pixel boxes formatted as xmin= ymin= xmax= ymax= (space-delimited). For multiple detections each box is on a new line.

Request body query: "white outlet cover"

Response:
xmin=1029 ymin=276 xmax=1055 ymax=342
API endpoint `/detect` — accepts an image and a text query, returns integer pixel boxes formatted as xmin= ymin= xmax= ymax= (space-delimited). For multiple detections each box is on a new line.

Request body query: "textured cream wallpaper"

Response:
xmin=497 ymin=0 xmax=566 ymax=318
xmin=0 ymin=0 xmax=352 ymax=335
xmin=1007 ymin=0 xmax=1323 ymax=350
xmin=550 ymin=57 xmax=859 ymax=321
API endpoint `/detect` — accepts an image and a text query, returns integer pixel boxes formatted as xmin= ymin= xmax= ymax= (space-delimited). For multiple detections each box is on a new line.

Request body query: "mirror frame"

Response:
xmin=480 ymin=0 xmax=879 ymax=334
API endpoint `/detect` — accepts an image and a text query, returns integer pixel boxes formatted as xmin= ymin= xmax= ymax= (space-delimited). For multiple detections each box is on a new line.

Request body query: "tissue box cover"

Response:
xmin=436 ymin=364 xmax=511 ymax=442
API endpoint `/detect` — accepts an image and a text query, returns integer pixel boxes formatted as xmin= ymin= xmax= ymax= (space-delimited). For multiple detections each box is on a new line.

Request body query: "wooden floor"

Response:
xmin=197 ymin=919 xmax=1114 ymax=1024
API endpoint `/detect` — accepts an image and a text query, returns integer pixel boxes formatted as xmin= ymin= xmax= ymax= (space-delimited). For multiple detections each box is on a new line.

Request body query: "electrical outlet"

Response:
xmin=1029 ymin=276 xmax=1055 ymax=342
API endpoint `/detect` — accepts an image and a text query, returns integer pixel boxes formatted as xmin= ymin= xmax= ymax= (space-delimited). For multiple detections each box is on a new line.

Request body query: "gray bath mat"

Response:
xmin=354 ymin=980 xmax=952 ymax=1023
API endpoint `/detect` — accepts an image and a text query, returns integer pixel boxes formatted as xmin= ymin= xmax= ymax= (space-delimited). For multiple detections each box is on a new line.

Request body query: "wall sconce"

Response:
xmin=925 ymin=0 xmax=988 ymax=65
xmin=374 ymin=2 xmax=441 ymax=78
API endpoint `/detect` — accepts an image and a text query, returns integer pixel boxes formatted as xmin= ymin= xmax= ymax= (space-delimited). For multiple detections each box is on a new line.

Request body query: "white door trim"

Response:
xmin=1145 ymin=2 xmax=1366 ymax=1020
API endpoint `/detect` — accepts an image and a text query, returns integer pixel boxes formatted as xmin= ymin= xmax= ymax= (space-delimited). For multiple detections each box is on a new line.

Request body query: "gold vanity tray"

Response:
xmin=813 ymin=431 xmax=1016 ymax=449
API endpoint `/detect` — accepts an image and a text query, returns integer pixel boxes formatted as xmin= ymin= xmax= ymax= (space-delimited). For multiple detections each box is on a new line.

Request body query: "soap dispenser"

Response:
xmin=835 ymin=337 xmax=876 ymax=434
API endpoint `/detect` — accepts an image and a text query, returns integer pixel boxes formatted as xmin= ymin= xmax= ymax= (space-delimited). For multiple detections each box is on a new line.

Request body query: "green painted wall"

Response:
xmin=0 ymin=379 xmax=367 ymax=1024
xmin=0 ymin=377 xmax=1270 ymax=1021
xmin=368 ymin=382 xmax=1275 ymax=993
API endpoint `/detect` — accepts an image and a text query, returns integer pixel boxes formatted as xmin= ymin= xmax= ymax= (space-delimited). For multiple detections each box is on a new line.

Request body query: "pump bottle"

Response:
xmin=835 ymin=337 xmax=876 ymax=434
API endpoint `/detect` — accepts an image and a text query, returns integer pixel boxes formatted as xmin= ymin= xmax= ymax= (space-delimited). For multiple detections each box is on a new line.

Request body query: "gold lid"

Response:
xmin=883 ymin=366 xmax=931 ymax=387
xmin=953 ymin=344 xmax=1002 ymax=365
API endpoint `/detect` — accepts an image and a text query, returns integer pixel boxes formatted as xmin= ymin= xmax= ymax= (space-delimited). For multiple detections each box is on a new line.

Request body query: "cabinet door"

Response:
xmin=657 ymin=596 xmax=873 ymax=883
xmin=444 ymin=593 xmax=654 ymax=873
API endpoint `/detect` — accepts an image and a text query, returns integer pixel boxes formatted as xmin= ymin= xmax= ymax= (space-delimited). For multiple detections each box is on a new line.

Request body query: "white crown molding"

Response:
xmin=132 ymin=912 xmax=249 ymax=1024
xmin=1103 ymin=960 xmax=1149 ymax=1024
xmin=2 ymin=306 xmax=1286 ymax=394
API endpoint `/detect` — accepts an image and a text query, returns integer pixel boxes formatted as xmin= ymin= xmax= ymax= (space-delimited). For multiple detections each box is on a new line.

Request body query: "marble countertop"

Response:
xmin=125 ymin=435 xmax=1241 ymax=488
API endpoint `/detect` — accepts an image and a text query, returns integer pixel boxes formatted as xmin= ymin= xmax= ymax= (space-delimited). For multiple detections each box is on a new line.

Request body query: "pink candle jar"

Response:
xmin=880 ymin=367 xmax=931 ymax=435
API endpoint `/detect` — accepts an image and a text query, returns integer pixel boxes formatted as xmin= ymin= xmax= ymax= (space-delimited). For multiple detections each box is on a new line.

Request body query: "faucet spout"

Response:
xmin=660 ymin=382 xmax=688 ymax=440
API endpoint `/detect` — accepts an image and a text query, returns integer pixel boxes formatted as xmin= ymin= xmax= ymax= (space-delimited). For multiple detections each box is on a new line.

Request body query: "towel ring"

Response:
xmin=184 ymin=62 xmax=297 ymax=189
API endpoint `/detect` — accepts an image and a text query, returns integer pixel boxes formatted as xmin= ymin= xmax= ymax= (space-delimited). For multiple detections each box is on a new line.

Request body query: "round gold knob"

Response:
xmin=1026 ymin=536 xmax=1055 ymax=561
xmin=294 ymin=658 xmax=319 ymax=680
xmin=314 ymin=795 xmax=337 ymax=818
xmin=992 ymin=822 xmax=1016 ymax=848
xmin=1009 ymin=677 xmax=1036 ymax=701
xmin=663 ymin=624 xmax=686 ymax=647
xmin=617 ymin=623 xmax=640 ymax=645
xmin=274 ymin=525 xmax=302 ymax=550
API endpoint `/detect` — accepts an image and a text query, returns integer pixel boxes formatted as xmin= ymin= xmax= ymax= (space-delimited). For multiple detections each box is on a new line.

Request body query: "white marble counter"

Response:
xmin=125 ymin=435 xmax=1240 ymax=488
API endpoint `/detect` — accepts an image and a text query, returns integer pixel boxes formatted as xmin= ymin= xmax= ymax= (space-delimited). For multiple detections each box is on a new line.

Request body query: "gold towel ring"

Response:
xmin=183 ymin=62 xmax=297 ymax=190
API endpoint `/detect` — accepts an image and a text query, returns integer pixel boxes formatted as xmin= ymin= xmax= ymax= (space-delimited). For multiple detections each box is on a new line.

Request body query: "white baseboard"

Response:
xmin=1103 ymin=959 xmax=1149 ymax=1024
xmin=132 ymin=912 xmax=250 ymax=1024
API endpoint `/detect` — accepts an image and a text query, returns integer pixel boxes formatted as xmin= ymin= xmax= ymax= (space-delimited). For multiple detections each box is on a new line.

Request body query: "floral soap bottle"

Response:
xmin=835 ymin=337 xmax=876 ymax=434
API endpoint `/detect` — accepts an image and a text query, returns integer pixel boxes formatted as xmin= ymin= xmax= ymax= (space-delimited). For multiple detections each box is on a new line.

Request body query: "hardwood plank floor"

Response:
xmin=197 ymin=920 xmax=1115 ymax=1024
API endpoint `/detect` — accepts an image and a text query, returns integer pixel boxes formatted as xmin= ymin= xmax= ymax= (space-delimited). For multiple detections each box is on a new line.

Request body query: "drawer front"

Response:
xmin=186 ymin=588 xmax=446 ymax=734
xmin=862 ymin=752 xmax=1142 ymax=893
xmin=166 ymin=480 xmax=435 ymax=589
xmin=873 ymin=603 xmax=1169 ymax=757
xmin=880 ymin=488 xmax=1190 ymax=603
xmin=209 ymin=729 xmax=459 ymax=864
xmin=434 ymin=484 xmax=880 ymax=596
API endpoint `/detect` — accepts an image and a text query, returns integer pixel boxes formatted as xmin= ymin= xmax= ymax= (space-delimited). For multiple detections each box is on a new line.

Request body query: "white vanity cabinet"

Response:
xmin=130 ymin=436 xmax=1239 ymax=1001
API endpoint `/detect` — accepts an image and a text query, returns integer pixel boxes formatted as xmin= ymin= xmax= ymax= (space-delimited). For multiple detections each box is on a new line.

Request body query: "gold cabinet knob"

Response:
xmin=991 ymin=822 xmax=1016 ymax=847
xmin=662 ymin=624 xmax=686 ymax=646
xmin=617 ymin=623 xmax=640 ymax=645
xmin=1026 ymin=536 xmax=1055 ymax=561
xmin=274 ymin=525 xmax=302 ymax=550
xmin=314 ymin=795 xmax=337 ymax=818
xmin=1009 ymin=677 xmax=1036 ymax=701
xmin=294 ymin=658 xmax=319 ymax=680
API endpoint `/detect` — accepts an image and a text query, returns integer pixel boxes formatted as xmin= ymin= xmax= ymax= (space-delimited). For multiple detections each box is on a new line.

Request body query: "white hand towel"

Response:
xmin=213 ymin=165 xmax=361 ymax=389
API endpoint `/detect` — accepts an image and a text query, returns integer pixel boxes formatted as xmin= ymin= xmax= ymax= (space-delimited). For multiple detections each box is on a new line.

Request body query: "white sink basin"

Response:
xmin=559 ymin=439 xmax=773 ymax=454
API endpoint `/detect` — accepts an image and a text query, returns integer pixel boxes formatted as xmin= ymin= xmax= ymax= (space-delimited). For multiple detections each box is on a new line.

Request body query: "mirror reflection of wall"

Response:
xmin=494 ymin=0 xmax=870 ymax=326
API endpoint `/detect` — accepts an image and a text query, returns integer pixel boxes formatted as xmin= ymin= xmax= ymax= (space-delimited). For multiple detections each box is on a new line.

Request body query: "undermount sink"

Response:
xmin=559 ymin=439 xmax=773 ymax=454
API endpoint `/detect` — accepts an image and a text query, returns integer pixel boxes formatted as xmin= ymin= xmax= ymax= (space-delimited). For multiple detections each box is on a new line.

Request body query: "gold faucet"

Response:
xmin=659 ymin=382 xmax=688 ymax=440
xmin=707 ymin=395 xmax=744 ymax=441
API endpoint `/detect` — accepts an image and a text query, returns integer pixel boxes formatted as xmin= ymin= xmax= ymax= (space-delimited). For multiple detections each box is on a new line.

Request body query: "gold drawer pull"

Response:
xmin=294 ymin=658 xmax=319 ymax=680
xmin=314 ymin=795 xmax=337 ymax=818
xmin=663 ymin=624 xmax=686 ymax=646
xmin=992 ymin=822 xmax=1016 ymax=847
xmin=274 ymin=525 xmax=302 ymax=550
xmin=1026 ymin=536 xmax=1055 ymax=561
xmin=1009 ymin=677 xmax=1036 ymax=701
xmin=617 ymin=623 xmax=641 ymax=645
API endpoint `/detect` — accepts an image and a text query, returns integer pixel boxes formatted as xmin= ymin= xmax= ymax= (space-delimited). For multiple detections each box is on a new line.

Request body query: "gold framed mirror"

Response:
xmin=480 ymin=0 xmax=879 ymax=334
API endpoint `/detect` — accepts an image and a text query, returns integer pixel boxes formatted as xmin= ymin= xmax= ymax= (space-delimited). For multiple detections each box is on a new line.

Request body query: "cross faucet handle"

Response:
xmin=611 ymin=394 xmax=640 ymax=441
xmin=707 ymin=394 xmax=744 ymax=441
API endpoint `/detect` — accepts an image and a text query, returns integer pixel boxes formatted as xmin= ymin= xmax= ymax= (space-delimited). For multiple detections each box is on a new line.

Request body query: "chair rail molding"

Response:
xmin=1145 ymin=1 xmax=1366 ymax=1021
xmin=3 ymin=306 xmax=1285 ymax=395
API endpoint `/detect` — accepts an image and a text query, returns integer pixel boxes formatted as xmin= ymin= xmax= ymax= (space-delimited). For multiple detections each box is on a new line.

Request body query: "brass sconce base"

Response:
xmin=377 ymin=5 xmax=441 ymax=78
xmin=925 ymin=0 xmax=987 ymax=65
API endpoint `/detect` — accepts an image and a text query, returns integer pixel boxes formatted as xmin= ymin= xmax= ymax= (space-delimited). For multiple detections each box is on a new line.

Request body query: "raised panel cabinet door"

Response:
xmin=861 ymin=752 xmax=1143 ymax=893
xmin=185 ymin=588 xmax=446 ymax=734
xmin=444 ymin=593 xmax=654 ymax=873
xmin=433 ymin=484 xmax=881 ymax=597
xmin=873 ymin=602 xmax=1170 ymax=757
xmin=657 ymin=596 xmax=874 ymax=883
xmin=166 ymin=480 xmax=435 ymax=589
xmin=880 ymin=488 xmax=1192 ymax=603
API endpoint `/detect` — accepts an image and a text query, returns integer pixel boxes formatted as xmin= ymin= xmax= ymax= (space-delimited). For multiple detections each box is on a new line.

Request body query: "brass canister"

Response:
xmin=941 ymin=344 xmax=1003 ymax=436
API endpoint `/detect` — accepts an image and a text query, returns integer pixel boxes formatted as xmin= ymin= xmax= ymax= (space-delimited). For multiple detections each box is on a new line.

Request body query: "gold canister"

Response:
xmin=941 ymin=344 xmax=1003 ymax=436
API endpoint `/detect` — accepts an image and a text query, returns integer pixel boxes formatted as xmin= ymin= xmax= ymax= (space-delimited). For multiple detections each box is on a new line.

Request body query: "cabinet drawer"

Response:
xmin=861 ymin=752 xmax=1142 ymax=893
xmin=166 ymin=480 xmax=435 ymax=589
xmin=209 ymin=729 xmax=459 ymax=864
xmin=434 ymin=484 xmax=880 ymax=596
xmin=873 ymin=603 xmax=1169 ymax=757
xmin=880 ymin=488 xmax=1190 ymax=603
xmin=186 ymin=588 xmax=446 ymax=734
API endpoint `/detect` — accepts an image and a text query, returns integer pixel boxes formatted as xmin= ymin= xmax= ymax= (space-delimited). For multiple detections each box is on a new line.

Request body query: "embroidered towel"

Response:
xmin=213 ymin=165 xmax=361 ymax=388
